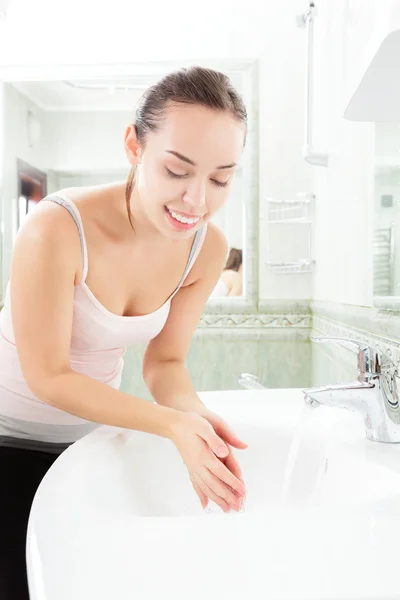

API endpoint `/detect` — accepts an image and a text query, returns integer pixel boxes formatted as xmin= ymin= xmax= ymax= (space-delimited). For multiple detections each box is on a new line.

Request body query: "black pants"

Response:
xmin=0 ymin=445 xmax=62 ymax=600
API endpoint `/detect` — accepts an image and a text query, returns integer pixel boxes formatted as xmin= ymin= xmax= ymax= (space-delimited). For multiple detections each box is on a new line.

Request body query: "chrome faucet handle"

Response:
xmin=310 ymin=336 xmax=396 ymax=377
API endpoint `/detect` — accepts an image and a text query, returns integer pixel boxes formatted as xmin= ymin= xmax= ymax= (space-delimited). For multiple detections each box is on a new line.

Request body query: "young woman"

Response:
xmin=0 ymin=66 xmax=249 ymax=599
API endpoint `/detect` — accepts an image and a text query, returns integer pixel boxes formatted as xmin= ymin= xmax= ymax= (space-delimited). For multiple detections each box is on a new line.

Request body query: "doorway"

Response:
xmin=16 ymin=159 xmax=47 ymax=229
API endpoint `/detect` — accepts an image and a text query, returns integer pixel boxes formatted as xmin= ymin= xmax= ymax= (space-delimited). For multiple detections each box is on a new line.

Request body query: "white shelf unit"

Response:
xmin=266 ymin=193 xmax=315 ymax=274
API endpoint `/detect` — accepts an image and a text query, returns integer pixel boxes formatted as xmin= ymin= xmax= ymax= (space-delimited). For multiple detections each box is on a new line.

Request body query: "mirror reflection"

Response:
xmin=210 ymin=248 xmax=243 ymax=297
xmin=373 ymin=122 xmax=400 ymax=297
xmin=1 ymin=78 xmax=247 ymax=301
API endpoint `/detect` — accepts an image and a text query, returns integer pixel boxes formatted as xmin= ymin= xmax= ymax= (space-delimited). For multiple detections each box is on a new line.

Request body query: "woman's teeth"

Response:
xmin=167 ymin=208 xmax=200 ymax=225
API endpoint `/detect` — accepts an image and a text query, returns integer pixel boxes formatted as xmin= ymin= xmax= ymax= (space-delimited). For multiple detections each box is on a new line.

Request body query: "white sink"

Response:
xmin=27 ymin=389 xmax=400 ymax=600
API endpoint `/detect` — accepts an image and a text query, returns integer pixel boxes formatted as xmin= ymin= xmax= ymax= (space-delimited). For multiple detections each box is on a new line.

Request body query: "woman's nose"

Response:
xmin=182 ymin=182 xmax=206 ymax=209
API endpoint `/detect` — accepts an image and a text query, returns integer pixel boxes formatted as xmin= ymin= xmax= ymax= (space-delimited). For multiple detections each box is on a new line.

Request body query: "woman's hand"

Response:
xmin=194 ymin=408 xmax=248 ymax=509
xmin=168 ymin=411 xmax=247 ymax=512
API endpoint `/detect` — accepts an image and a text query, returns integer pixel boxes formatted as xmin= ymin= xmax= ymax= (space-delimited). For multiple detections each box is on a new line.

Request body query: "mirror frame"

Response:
xmin=0 ymin=59 xmax=259 ymax=314
xmin=373 ymin=297 xmax=400 ymax=310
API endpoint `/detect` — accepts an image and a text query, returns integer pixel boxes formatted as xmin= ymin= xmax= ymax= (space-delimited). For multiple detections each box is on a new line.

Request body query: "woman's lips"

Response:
xmin=164 ymin=206 xmax=203 ymax=231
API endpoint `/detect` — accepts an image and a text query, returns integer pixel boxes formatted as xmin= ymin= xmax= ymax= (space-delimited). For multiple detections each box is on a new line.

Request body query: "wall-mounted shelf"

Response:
xmin=267 ymin=217 xmax=312 ymax=225
xmin=267 ymin=193 xmax=314 ymax=223
xmin=266 ymin=193 xmax=315 ymax=274
xmin=267 ymin=259 xmax=316 ymax=274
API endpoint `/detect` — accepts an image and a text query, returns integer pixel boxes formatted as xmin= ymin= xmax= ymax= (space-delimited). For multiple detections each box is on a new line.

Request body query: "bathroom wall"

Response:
xmin=257 ymin=6 xmax=313 ymax=301
xmin=257 ymin=11 xmax=314 ymax=302
xmin=311 ymin=0 xmax=375 ymax=308
xmin=46 ymin=110 xmax=130 ymax=192
xmin=120 ymin=324 xmax=312 ymax=400
xmin=44 ymin=111 xmax=130 ymax=173
xmin=0 ymin=1 xmax=308 ymax=66
xmin=1 ymin=83 xmax=53 ymax=291
xmin=310 ymin=1 xmax=400 ymax=308
xmin=309 ymin=0 xmax=400 ymax=385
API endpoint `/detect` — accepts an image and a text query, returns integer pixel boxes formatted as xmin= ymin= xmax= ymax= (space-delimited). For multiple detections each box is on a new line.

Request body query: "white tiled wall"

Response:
xmin=1 ymin=84 xmax=52 ymax=292
xmin=44 ymin=111 xmax=130 ymax=172
xmin=311 ymin=0 xmax=375 ymax=307
xmin=257 ymin=16 xmax=313 ymax=300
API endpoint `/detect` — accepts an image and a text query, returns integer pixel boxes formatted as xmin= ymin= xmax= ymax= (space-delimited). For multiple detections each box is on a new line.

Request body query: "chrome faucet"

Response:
xmin=303 ymin=336 xmax=400 ymax=443
xmin=238 ymin=373 xmax=267 ymax=391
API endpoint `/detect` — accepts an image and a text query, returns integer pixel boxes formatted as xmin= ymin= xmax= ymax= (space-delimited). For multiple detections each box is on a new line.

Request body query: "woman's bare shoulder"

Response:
xmin=56 ymin=181 xmax=125 ymax=207
xmin=19 ymin=196 xmax=80 ymax=241
xmin=12 ymin=197 xmax=83 ymax=281
xmin=22 ymin=181 xmax=122 ymax=237
xmin=222 ymin=269 xmax=239 ymax=282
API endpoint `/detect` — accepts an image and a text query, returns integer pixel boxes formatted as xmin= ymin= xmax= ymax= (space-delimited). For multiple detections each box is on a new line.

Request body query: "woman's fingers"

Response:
xmin=192 ymin=451 xmax=245 ymax=512
xmin=215 ymin=418 xmax=248 ymax=450
xmin=201 ymin=468 xmax=243 ymax=511
xmin=193 ymin=474 xmax=231 ymax=512
xmin=223 ymin=450 xmax=245 ymax=487
xmin=207 ymin=455 xmax=245 ymax=497
xmin=191 ymin=477 xmax=208 ymax=509
xmin=196 ymin=417 xmax=230 ymax=458
xmin=170 ymin=412 xmax=246 ymax=513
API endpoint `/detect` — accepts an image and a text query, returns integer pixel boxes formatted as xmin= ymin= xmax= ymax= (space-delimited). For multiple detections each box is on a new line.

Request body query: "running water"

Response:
xmin=280 ymin=403 xmax=329 ymax=507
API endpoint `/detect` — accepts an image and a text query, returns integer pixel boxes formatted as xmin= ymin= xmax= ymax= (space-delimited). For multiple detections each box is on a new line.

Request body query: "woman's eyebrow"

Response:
xmin=165 ymin=150 xmax=237 ymax=170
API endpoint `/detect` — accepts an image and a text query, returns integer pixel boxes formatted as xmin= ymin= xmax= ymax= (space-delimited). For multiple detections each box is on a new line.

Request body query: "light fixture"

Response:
xmin=64 ymin=80 xmax=149 ymax=92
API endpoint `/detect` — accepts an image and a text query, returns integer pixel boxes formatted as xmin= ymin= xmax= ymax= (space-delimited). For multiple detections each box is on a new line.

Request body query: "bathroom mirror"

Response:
xmin=0 ymin=61 xmax=259 ymax=314
xmin=373 ymin=122 xmax=400 ymax=309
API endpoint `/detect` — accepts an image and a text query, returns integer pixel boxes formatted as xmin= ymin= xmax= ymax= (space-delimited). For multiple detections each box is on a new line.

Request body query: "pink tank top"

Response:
xmin=0 ymin=192 xmax=207 ymax=452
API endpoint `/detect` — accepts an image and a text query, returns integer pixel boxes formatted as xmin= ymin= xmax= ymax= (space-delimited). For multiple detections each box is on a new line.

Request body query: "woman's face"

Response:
xmin=125 ymin=103 xmax=245 ymax=239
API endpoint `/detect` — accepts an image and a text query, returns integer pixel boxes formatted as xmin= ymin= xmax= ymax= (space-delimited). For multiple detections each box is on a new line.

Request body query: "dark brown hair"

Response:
xmin=125 ymin=66 xmax=248 ymax=226
xmin=224 ymin=248 xmax=242 ymax=272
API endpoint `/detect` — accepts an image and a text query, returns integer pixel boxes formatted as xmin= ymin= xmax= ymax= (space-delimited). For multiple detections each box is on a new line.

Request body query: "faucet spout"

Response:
xmin=304 ymin=336 xmax=400 ymax=443
xmin=303 ymin=380 xmax=375 ymax=419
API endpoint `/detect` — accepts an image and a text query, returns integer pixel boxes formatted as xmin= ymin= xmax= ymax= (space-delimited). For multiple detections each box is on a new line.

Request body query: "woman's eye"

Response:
xmin=212 ymin=179 xmax=229 ymax=188
xmin=165 ymin=167 xmax=186 ymax=179
xmin=166 ymin=167 xmax=229 ymax=188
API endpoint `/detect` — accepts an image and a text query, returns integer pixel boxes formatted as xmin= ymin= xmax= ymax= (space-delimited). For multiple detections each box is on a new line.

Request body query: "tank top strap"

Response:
xmin=169 ymin=224 xmax=208 ymax=302
xmin=41 ymin=193 xmax=89 ymax=282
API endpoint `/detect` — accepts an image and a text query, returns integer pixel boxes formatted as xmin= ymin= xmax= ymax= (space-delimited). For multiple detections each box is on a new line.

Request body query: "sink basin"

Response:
xmin=27 ymin=389 xmax=400 ymax=600
xmin=82 ymin=399 xmax=400 ymax=517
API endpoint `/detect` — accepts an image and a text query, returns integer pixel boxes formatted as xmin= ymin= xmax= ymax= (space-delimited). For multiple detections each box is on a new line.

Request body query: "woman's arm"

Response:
xmin=142 ymin=224 xmax=228 ymax=411
xmin=10 ymin=202 xmax=180 ymax=439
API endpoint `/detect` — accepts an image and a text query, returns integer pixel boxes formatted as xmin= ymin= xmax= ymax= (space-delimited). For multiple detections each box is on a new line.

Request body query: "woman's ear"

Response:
xmin=124 ymin=124 xmax=142 ymax=166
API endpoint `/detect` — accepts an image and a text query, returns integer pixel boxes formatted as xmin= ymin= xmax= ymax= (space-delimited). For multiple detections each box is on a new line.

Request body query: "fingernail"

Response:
xmin=217 ymin=445 xmax=229 ymax=458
